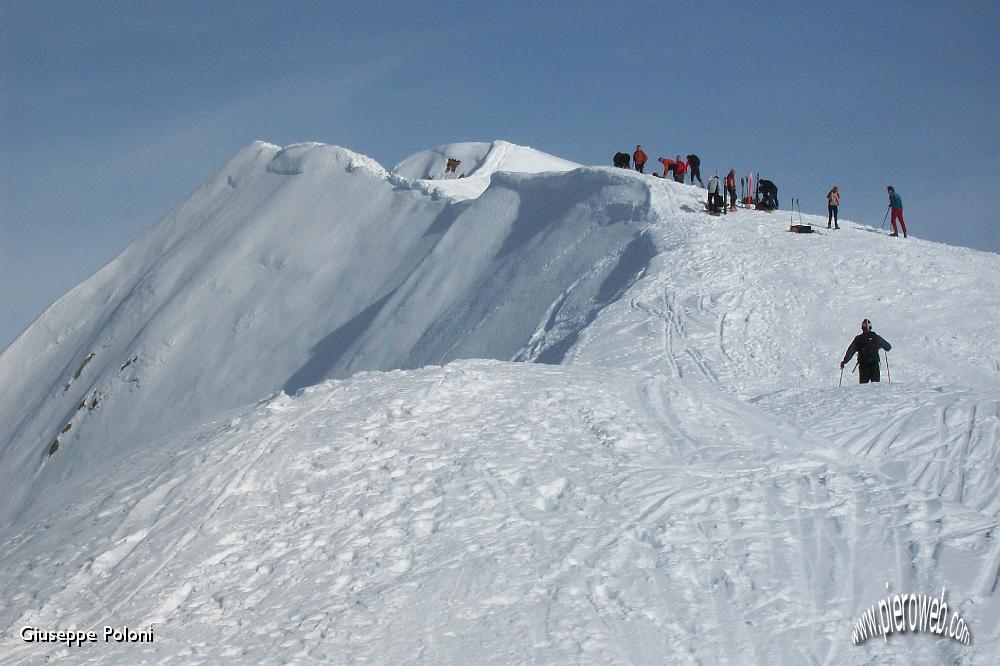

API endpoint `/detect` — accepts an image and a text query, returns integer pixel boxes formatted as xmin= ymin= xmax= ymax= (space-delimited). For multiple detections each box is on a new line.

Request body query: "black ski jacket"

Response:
xmin=842 ymin=331 xmax=891 ymax=367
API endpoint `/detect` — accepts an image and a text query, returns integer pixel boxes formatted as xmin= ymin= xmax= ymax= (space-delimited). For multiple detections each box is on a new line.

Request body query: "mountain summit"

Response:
xmin=1 ymin=141 xmax=998 ymax=663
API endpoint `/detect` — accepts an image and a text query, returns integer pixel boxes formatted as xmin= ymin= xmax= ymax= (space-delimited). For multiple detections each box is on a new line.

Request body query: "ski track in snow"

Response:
xmin=1 ymin=143 xmax=998 ymax=664
xmin=1 ymin=362 xmax=996 ymax=664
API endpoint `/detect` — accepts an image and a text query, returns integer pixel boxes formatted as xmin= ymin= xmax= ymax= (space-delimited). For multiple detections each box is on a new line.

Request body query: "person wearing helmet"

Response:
xmin=841 ymin=319 xmax=892 ymax=383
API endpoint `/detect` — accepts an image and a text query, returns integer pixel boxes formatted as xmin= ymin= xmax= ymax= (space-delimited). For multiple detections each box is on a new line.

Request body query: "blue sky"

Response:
xmin=2 ymin=1 xmax=997 ymax=347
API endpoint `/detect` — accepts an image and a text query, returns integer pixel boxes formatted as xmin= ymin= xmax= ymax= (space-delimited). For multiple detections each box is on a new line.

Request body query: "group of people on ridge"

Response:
xmin=614 ymin=146 xmax=704 ymax=186
xmin=613 ymin=146 xmax=909 ymax=385
xmin=614 ymin=147 xmax=910 ymax=240
xmin=612 ymin=148 xmax=777 ymax=214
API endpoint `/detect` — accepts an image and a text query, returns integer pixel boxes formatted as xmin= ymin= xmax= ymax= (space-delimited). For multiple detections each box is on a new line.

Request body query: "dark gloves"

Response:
xmin=840 ymin=361 xmax=846 ymax=369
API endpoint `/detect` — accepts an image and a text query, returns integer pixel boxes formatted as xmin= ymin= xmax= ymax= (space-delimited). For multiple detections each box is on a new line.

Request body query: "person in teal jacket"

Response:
xmin=887 ymin=186 xmax=908 ymax=238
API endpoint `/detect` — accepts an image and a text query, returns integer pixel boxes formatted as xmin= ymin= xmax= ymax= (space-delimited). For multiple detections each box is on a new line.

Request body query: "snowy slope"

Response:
xmin=0 ymin=142 xmax=640 ymax=526
xmin=1 ymin=363 xmax=996 ymax=664
xmin=1 ymin=140 xmax=998 ymax=664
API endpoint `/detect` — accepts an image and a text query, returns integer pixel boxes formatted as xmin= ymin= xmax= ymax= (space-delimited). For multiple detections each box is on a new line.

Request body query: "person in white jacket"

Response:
xmin=707 ymin=173 xmax=722 ymax=213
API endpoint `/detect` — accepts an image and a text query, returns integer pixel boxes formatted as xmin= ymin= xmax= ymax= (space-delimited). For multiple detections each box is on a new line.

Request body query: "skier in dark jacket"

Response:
xmin=841 ymin=318 xmax=892 ymax=383
xmin=686 ymin=154 xmax=704 ymax=187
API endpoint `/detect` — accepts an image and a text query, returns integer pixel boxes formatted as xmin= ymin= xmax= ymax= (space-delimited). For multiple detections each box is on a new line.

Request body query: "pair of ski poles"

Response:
xmin=838 ymin=351 xmax=891 ymax=386
xmin=790 ymin=198 xmax=803 ymax=225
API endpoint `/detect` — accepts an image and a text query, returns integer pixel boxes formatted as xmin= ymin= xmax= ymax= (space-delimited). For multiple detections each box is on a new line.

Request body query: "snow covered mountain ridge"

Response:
xmin=1 ymin=140 xmax=998 ymax=664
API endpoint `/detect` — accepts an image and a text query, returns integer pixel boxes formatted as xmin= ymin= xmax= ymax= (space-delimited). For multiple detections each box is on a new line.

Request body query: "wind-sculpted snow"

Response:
xmin=391 ymin=141 xmax=582 ymax=200
xmin=393 ymin=140 xmax=580 ymax=182
xmin=1 ymin=363 xmax=996 ymax=664
xmin=1 ymin=140 xmax=999 ymax=663
xmin=0 ymin=142 xmax=655 ymax=525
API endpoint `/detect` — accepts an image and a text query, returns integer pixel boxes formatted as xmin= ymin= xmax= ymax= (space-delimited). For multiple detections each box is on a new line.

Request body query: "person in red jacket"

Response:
xmin=633 ymin=145 xmax=648 ymax=174
xmin=725 ymin=169 xmax=737 ymax=211
xmin=658 ymin=156 xmax=675 ymax=179
xmin=673 ymin=154 xmax=687 ymax=183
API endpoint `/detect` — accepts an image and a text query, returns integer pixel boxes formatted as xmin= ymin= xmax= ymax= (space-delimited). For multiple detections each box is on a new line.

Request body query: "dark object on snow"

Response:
xmin=840 ymin=319 xmax=892 ymax=384
xmin=756 ymin=179 xmax=779 ymax=210
xmin=445 ymin=158 xmax=461 ymax=174
xmin=613 ymin=152 xmax=631 ymax=169
xmin=789 ymin=198 xmax=810 ymax=231
xmin=686 ymin=154 xmax=704 ymax=186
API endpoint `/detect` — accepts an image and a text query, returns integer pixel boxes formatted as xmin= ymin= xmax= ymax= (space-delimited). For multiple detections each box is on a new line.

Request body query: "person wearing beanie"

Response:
xmin=841 ymin=318 xmax=892 ymax=383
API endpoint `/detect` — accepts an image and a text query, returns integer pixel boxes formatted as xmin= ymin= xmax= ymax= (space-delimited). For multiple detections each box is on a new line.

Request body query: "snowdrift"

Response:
xmin=391 ymin=140 xmax=581 ymax=200
xmin=1 ymin=139 xmax=998 ymax=664
xmin=0 ymin=142 xmax=649 ymax=526
xmin=392 ymin=140 xmax=580 ymax=182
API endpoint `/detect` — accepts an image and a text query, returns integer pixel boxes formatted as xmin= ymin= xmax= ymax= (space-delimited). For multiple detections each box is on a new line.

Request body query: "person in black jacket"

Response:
xmin=841 ymin=318 xmax=892 ymax=383
xmin=686 ymin=154 xmax=704 ymax=187
xmin=756 ymin=179 xmax=779 ymax=210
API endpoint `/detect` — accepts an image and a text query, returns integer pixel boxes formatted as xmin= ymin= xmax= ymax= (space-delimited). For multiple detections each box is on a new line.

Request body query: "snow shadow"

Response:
xmin=536 ymin=231 xmax=656 ymax=364
xmin=422 ymin=201 xmax=470 ymax=238
xmin=283 ymin=290 xmax=397 ymax=394
xmin=494 ymin=171 xmax=640 ymax=259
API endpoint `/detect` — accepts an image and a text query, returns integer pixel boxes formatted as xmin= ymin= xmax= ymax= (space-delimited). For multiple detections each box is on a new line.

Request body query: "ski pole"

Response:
xmin=839 ymin=366 xmax=844 ymax=386
xmin=852 ymin=361 xmax=858 ymax=374
xmin=881 ymin=207 xmax=890 ymax=230
xmin=884 ymin=351 xmax=890 ymax=382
